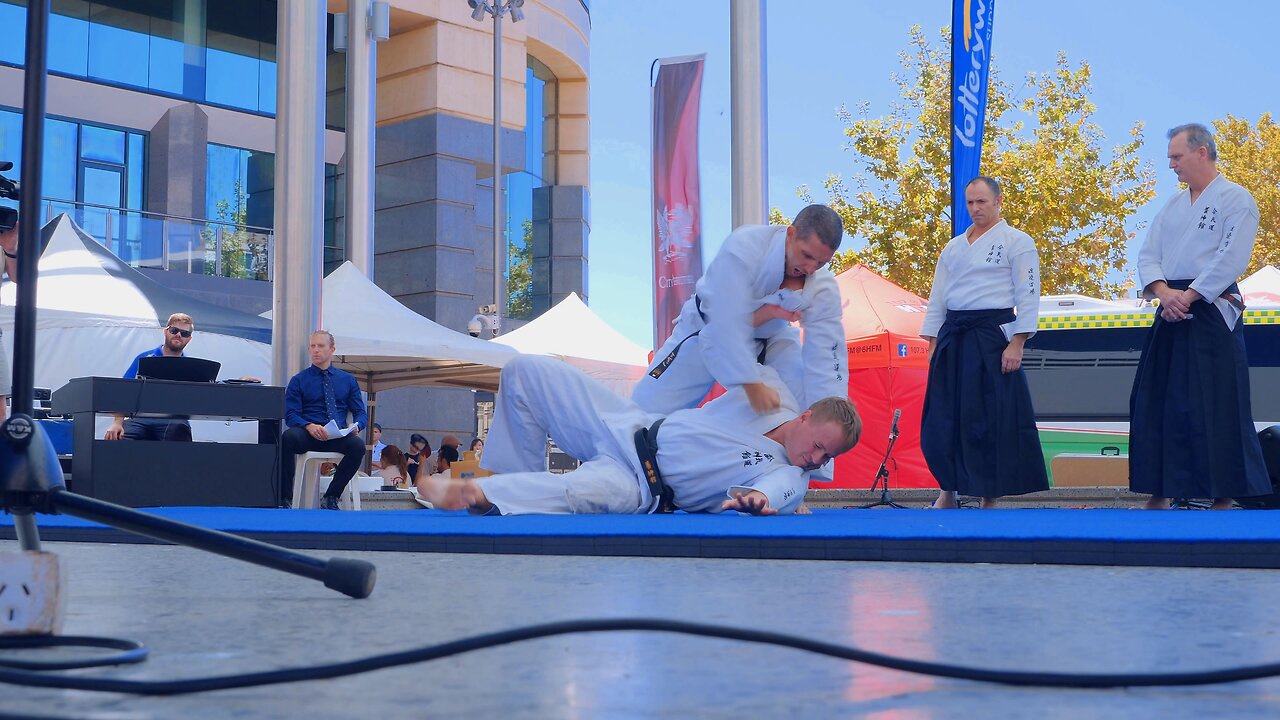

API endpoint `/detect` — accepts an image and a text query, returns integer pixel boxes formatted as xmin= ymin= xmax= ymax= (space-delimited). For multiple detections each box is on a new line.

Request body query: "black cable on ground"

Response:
xmin=1 ymin=618 xmax=1279 ymax=696
xmin=0 ymin=635 xmax=147 ymax=671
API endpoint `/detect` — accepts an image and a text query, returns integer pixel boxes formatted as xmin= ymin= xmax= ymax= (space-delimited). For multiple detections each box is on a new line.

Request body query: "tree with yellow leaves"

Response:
xmin=1213 ymin=113 xmax=1280 ymax=272
xmin=797 ymin=27 xmax=1156 ymax=298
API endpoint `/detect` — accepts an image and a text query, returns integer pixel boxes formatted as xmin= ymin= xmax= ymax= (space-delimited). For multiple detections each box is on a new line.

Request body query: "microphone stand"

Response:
xmin=859 ymin=412 xmax=906 ymax=509
xmin=3 ymin=1 xmax=374 ymax=604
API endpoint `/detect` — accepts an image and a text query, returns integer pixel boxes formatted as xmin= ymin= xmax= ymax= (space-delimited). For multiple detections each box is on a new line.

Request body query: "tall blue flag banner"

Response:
xmin=950 ymin=0 xmax=996 ymax=236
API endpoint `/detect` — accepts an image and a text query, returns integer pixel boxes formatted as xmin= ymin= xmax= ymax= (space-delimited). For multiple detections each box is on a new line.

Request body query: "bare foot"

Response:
xmin=461 ymin=480 xmax=494 ymax=514
xmin=930 ymin=491 xmax=959 ymax=509
xmin=980 ymin=497 xmax=999 ymax=509
xmin=1142 ymin=496 xmax=1170 ymax=510
xmin=416 ymin=474 xmax=468 ymax=510
xmin=1210 ymin=498 xmax=1235 ymax=511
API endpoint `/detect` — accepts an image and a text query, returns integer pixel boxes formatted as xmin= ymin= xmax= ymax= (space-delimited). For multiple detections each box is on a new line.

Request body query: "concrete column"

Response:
xmin=730 ymin=0 xmax=768 ymax=227
xmin=146 ymin=103 xmax=208 ymax=219
xmin=271 ymin=1 xmax=326 ymax=386
xmin=531 ymin=184 xmax=588 ymax=315
xmin=344 ymin=0 xmax=376 ymax=277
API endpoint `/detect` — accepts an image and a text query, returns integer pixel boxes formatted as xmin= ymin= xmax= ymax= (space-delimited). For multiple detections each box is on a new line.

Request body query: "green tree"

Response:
xmin=507 ymin=219 xmax=534 ymax=319
xmin=794 ymin=27 xmax=1156 ymax=298
xmin=1213 ymin=113 xmax=1280 ymax=272
xmin=203 ymin=179 xmax=268 ymax=280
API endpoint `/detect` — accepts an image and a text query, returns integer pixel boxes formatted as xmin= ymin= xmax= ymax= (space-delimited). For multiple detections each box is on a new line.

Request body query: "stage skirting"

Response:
xmin=3 ymin=508 xmax=1278 ymax=569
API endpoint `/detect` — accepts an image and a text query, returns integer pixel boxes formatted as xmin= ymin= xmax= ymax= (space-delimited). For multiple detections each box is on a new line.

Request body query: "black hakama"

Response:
xmin=921 ymin=308 xmax=1049 ymax=498
xmin=1128 ymin=281 xmax=1270 ymax=499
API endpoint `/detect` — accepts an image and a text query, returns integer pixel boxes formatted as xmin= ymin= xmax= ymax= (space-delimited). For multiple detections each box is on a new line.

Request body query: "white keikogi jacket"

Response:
xmin=1137 ymin=174 xmax=1259 ymax=328
xmin=920 ymin=220 xmax=1041 ymax=340
xmin=674 ymin=224 xmax=848 ymax=409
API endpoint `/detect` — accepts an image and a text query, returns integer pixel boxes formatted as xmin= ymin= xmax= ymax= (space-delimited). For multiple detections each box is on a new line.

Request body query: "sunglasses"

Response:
xmin=167 ymin=326 xmax=193 ymax=338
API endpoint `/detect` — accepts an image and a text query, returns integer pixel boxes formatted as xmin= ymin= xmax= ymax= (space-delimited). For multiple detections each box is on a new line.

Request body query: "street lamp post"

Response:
xmin=468 ymin=0 xmax=524 ymax=335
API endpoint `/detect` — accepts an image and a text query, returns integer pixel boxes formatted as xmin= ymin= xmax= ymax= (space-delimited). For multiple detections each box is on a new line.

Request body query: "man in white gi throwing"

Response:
xmin=1129 ymin=123 xmax=1270 ymax=509
xmin=631 ymin=204 xmax=848 ymax=421
xmin=418 ymin=356 xmax=862 ymax=516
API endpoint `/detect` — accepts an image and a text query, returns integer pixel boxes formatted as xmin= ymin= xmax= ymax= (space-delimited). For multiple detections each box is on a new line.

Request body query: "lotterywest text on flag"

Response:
xmin=950 ymin=0 xmax=996 ymax=235
xmin=651 ymin=54 xmax=705 ymax=349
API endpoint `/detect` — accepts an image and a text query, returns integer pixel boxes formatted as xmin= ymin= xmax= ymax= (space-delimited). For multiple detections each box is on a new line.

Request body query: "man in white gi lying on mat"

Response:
xmin=418 ymin=356 xmax=861 ymax=516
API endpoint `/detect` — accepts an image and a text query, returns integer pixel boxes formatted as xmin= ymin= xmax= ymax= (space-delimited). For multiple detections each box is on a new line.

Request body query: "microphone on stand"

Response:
xmin=889 ymin=408 xmax=901 ymax=440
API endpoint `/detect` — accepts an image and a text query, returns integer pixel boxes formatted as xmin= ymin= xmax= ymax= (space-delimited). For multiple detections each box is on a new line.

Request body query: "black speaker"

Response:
xmin=1238 ymin=425 xmax=1280 ymax=509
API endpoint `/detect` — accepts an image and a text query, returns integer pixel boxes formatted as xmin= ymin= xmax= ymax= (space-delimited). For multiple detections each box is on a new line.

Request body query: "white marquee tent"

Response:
xmin=271 ymin=262 xmax=520 ymax=393
xmin=494 ymin=292 xmax=649 ymax=395
xmin=0 ymin=214 xmax=272 ymax=391
xmin=1241 ymin=265 xmax=1280 ymax=307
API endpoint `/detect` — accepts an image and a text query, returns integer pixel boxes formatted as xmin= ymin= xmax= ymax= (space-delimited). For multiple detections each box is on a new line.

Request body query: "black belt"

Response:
xmin=634 ymin=418 xmax=676 ymax=513
xmin=648 ymin=295 xmax=768 ymax=380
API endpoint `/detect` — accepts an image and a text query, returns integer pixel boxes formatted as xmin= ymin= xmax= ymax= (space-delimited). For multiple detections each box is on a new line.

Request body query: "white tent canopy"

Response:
xmin=1038 ymin=293 xmax=1145 ymax=317
xmin=1241 ymin=265 xmax=1280 ymax=307
xmin=271 ymin=262 xmax=520 ymax=393
xmin=494 ymin=292 xmax=648 ymax=395
xmin=0 ymin=215 xmax=271 ymax=390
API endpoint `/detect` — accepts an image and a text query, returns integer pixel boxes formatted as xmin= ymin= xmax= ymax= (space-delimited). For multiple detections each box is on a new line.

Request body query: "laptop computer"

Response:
xmin=136 ymin=356 xmax=221 ymax=383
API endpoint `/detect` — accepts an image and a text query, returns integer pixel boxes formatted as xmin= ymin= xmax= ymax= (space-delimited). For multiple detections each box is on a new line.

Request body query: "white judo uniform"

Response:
xmin=1136 ymin=174 xmax=1259 ymax=328
xmin=920 ymin=219 xmax=1040 ymax=340
xmin=632 ymin=224 xmax=848 ymax=415
xmin=479 ymin=356 xmax=810 ymax=515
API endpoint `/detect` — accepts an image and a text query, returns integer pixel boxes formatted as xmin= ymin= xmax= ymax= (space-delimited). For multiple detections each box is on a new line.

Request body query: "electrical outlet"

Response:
xmin=0 ymin=551 xmax=65 ymax=635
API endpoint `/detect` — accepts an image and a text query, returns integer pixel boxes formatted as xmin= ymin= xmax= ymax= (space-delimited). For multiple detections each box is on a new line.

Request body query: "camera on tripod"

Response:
xmin=0 ymin=160 xmax=18 ymax=233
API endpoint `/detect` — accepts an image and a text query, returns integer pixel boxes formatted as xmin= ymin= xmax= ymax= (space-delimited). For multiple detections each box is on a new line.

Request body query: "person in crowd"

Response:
xmin=279 ymin=330 xmax=367 ymax=510
xmin=406 ymin=433 xmax=430 ymax=482
xmin=369 ymin=422 xmax=386 ymax=470
xmin=375 ymin=444 xmax=410 ymax=488
xmin=468 ymin=437 xmax=485 ymax=459
xmin=630 ymin=204 xmax=848 ymax=479
xmin=104 ymin=312 xmax=199 ymax=442
xmin=433 ymin=445 xmax=460 ymax=479
xmin=919 ymin=176 xmax=1048 ymax=509
xmin=1129 ymin=123 xmax=1271 ymax=510
xmin=417 ymin=356 xmax=861 ymax=516
xmin=439 ymin=434 xmax=461 ymax=457
xmin=0 ymin=221 xmax=18 ymax=420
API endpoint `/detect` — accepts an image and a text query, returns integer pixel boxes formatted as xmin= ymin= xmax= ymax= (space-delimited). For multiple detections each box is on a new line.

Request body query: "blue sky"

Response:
xmin=586 ymin=0 xmax=1280 ymax=348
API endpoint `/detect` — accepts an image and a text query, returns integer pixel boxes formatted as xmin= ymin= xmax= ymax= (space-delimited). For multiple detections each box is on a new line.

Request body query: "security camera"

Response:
xmin=468 ymin=313 xmax=500 ymax=338
xmin=478 ymin=304 xmax=498 ymax=315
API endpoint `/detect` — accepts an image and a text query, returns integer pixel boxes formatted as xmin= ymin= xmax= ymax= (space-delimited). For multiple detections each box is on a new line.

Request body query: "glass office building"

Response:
xmin=0 ymin=0 xmax=591 ymax=318
xmin=0 ymin=0 xmax=348 ymax=278
xmin=0 ymin=0 xmax=280 ymax=116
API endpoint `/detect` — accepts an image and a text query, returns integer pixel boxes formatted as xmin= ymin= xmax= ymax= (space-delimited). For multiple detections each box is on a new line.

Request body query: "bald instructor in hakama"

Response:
xmin=920 ymin=176 xmax=1048 ymax=509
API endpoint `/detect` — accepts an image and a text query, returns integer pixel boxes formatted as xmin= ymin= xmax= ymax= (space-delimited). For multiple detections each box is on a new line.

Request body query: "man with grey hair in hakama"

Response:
xmin=1129 ymin=122 xmax=1270 ymax=510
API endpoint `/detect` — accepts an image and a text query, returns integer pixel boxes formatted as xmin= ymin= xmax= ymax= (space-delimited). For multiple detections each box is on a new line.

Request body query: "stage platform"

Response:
xmin=3 ymin=507 xmax=1278 ymax=569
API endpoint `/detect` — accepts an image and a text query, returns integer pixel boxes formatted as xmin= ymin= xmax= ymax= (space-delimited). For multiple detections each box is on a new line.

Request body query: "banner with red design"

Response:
xmin=650 ymin=54 xmax=705 ymax=348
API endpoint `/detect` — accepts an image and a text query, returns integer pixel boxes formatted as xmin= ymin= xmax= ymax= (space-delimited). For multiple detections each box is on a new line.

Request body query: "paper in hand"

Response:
xmin=322 ymin=419 xmax=356 ymax=439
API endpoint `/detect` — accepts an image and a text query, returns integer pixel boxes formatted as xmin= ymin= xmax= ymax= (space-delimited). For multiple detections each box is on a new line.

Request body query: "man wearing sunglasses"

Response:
xmin=104 ymin=312 xmax=197 ymax=441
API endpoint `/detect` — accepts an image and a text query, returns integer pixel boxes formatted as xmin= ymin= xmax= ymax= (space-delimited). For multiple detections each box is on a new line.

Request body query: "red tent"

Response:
xmin=822 ymin=266 xmax=937 ymax=489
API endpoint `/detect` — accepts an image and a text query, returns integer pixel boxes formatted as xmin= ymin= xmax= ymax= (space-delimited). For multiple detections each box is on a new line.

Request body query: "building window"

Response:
xmin=0 ymin=0 xmax=285 ymax=117
xmin=505 ymin=56 xmax=558 ymax=320
xmin=0 ymin=107 xmax=145 ymax=260
xmin=205 ymin=142 xmax=340 ymax=273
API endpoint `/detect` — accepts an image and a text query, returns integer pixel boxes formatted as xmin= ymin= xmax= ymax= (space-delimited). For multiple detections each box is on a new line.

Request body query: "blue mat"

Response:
xmin=4 ymin=507 xmax=1278 ymax=568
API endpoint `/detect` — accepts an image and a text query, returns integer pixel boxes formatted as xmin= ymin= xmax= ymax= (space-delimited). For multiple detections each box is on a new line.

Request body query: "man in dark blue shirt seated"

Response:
xmin=281 ymin=330 xmax=368 ymax=510
xmin=104 ymin=312 xmax=197 ymax=442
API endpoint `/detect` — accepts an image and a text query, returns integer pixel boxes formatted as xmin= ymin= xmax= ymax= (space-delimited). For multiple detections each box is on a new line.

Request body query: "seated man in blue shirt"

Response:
xmin=104 ymin=312 xmax=196 ymax=442
xmin=281 ymin=330 xmax=368 ymax=510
